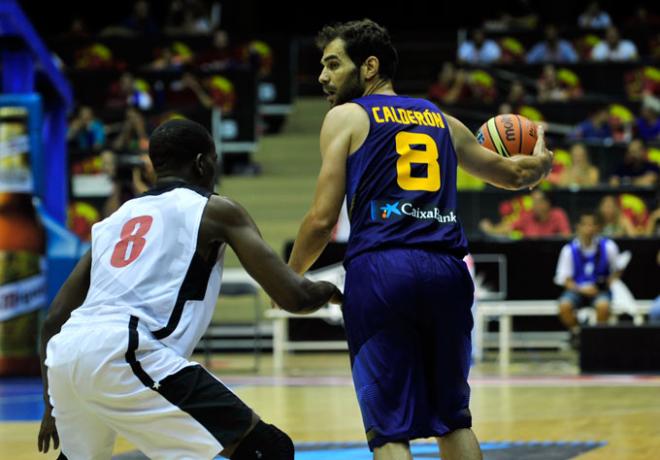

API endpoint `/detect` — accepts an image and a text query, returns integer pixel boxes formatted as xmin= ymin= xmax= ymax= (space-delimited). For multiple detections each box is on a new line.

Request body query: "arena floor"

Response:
xmin=3 ymin=351 xmax=660 ymax=459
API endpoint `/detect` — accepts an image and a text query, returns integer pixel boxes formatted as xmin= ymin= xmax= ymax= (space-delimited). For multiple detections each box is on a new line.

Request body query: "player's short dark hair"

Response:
xmin=316 ymin=19 xmax=398 ymax=80
xmin=149 ymin=119 xmax=214 ymax=171
xmin=579 ymin=211 xmax=602 ymax=227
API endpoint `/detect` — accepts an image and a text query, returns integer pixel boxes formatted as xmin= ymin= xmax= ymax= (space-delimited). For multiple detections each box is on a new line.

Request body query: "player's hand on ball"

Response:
xmin=530 ymin=125 xmax=553 ymax=189
xmin=532 ymin=125 xmax=553 ymax=173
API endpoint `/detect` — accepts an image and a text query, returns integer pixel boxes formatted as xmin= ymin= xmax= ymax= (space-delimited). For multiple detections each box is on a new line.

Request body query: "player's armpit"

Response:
xmin=309 ymin=104 xmax=362 ymax=229
xmin=286 ymin=105 xmax=367 ymax=274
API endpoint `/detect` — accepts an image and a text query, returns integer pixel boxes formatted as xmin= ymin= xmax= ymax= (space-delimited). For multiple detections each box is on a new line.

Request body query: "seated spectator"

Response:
xmin=164 ymin=0 xmax=216 ymax=35
xmin=572 ymin=107 xmax=612 ymax=140
xmin=598 ymin=195 xmax=640 ymax=237
xmin=458 ymin=29 xmax=501 ymax=65
xmin=467 ymin=69 xmax=498 ymax=103
xmin=609 ymin=104 xmax=635 ymax=143
xmin=67 ymin=106 xmax=105 ymax=152
xmin=591 ymin=26 xmax=639 ymax=61
xmin=58 ymin=15 xmax=91 ymax=40
xmin=545 ymin=147 xmax=572 ymax=186
xmin=636 ymin=96 xmax=660 ymax=142
xmin=102 ymin=150 xmax=156 ymax=217
xmin=75 ymin=42 xmax=119 ymax=70
xmin=147 ymin=42 xmax=194 ymax=71
xmin=578 ymin=1 xmax=612 ymax=29
xmin=609 ymin=139 xmax=660 ymax=186
xmin=196 ymin=29 xmax=235 ymax=72
xmin=480 ymin=190 xmax=572 ymax=238
xmin=554 ymin=212 xmax=622 ymax=347
xmin=106 ymin=72 xmax=153 ymax=111
xmin=482 ymin=2 xmax=538 ymax=31
xmin=526 ymin=25 xmax=579 ymax=63
xmin=100 ymin=0 xmax=159 ymax=37
xmin=112 ymin=107 xmax=149 ymax=154
xmin=624 ymin=66 xmax=660 ymax=100
xmin=498 ymin=36 xmax=526 ymax=63
xmin=428 ymin=63 xmax=470 ymax=105
xmin=165 ymin=72 xmax=216 ymax=110
xmin=498 ymin=102 xmax=513 ymax=115
xmin=644 ymin=207 xmax=660 ymax=236
xmin=506 ymin=80 xmax=533 ymax=106
xmin=537 ymin=64 xmax=583 ymax=102
xmin=558 ymin=143 xmax=600 ymax=187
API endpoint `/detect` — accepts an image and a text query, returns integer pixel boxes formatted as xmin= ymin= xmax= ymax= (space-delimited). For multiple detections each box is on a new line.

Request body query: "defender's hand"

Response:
xmin=329 ymin=286 xmax=344 ymax=306
xmin=37 ymin=405 xmax=59 ymax=454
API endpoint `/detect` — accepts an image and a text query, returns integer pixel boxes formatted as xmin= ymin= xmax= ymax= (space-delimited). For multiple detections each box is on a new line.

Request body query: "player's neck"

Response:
xmin=154 ymin=174 xmax=204 ymax=190
xmin=363 ymin=78 xmax=395 ymax=97
xmin=579 ymin=236 xmax=595 ymax=247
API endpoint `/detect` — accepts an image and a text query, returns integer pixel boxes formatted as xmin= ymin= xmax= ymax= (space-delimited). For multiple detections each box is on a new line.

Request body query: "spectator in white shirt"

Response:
xmin=591 ymin=26 xmax=639 ymax=61
xmin=458 ymin=29 xmax=501 ymax=65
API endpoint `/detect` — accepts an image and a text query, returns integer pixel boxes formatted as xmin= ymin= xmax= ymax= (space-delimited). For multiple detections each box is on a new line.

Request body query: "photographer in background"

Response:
xmin=67 ymin=105 xmax=106 ymax=153
xmin=101 ymin=150 xmax=156 ymax=217
xmin=554 ymin=212 xmax=623 ymax=347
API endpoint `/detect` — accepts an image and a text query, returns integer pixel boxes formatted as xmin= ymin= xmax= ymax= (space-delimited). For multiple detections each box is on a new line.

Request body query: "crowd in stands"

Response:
xmin=432 ymin=1 xmax=660 ymax=242
xmin=52 ymin=0 xmax=282 ymax=241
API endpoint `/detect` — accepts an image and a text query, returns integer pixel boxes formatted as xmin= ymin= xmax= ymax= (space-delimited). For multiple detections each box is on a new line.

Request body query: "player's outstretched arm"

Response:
xmin=202 ymin=195 xmax=342 ymax=313
xmin=447 ymin=115 xmax=553 ymax=190
xmin=39 ymin=250 xmax=92 ymax=453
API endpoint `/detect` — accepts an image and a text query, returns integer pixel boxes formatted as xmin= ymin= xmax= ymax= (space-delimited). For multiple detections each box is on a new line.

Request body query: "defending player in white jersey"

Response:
xmin=38 ymin=119 xmax=341 ymax=460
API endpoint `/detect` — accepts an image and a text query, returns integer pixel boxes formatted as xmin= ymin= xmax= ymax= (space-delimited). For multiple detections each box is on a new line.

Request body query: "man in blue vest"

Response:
xmin=555 ymin=212 xmax=622 ymax=345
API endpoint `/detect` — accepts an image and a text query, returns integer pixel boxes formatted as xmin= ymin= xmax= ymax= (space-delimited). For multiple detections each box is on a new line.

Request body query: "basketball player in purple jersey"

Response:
xmin=285 ymin=19 xmax=553 ymax=460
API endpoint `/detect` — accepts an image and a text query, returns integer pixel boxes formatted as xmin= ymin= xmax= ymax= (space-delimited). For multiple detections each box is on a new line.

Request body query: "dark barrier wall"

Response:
xmin=285 ymin=238 xmax=660 ymax=300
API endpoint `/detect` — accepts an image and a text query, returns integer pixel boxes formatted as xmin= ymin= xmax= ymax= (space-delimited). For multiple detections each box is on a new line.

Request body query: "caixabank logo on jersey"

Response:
xmin=370 ymin=200 xmax=458 ymax=224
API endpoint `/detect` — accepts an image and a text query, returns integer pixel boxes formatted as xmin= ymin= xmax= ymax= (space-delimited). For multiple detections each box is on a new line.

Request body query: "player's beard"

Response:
xmin=333 ymin=68 xmax=365 ymax=106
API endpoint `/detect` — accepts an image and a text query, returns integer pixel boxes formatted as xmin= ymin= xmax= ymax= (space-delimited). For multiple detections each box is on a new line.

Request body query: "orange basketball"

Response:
xmin=476 ymin=114 xmax=538 ymax=156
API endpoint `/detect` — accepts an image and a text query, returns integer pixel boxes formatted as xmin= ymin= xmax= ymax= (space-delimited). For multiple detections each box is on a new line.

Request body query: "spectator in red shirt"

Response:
xmin=427 ymin=62 xmax=470 ymax=105
xmin=480 ymin=190 xmax=572 ymax=238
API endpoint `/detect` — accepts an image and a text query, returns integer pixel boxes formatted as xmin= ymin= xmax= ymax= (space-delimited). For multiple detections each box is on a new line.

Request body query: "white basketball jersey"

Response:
xmin=68 ymin=183 xmax=225 ymax=358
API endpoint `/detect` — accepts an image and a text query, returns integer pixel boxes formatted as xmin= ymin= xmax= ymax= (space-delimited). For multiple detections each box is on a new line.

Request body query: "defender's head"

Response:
xmin=148 ymin=119 xmax=217 ymax=191
xmin=316 ymin=19 xmax=398 ymax=106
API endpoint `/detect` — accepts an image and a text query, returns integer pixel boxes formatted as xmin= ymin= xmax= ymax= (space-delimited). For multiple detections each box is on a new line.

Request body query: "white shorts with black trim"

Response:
xmin=46 ymin=316 xmax=253 ymax=460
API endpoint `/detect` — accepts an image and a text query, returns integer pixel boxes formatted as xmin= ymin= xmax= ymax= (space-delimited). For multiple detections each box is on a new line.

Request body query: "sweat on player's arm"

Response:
xmin=202 ymin=195 xmax=341 ymax=313
xmin=287 ymin=104 xmax=366 ymax=276
xmin=447 ymin=115 xmax=553 ymax=190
